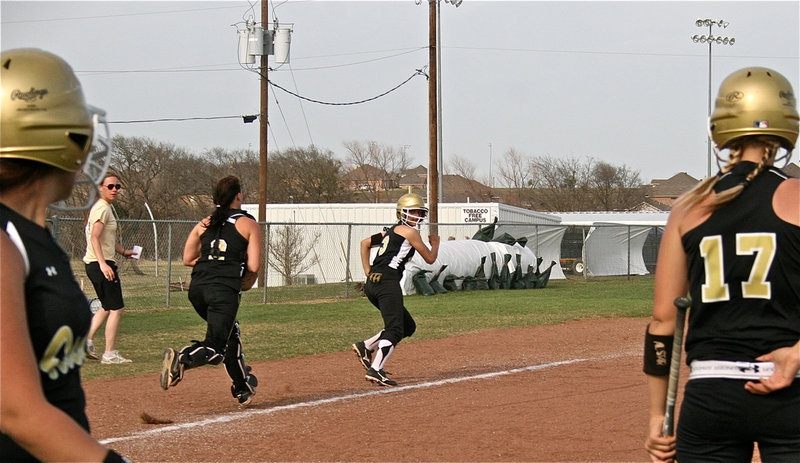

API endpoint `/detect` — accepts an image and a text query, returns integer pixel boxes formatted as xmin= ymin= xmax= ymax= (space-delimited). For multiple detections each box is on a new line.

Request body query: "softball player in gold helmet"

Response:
xmin=645 ymin=67 xmax=800 ymax=463
xmin=1 ymin=48 xmax=127 ymax=462
xmin=352 ymin=190 xmax=439 ymax=386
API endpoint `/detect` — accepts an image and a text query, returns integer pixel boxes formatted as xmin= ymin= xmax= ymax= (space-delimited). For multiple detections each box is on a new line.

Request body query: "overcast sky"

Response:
xmin=2 ymin=0 xmax=798 ymax=184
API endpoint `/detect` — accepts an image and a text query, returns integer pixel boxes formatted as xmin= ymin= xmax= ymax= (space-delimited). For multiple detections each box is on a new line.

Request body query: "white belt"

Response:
xmin=689 ymin=360 xmax=800 ymax=381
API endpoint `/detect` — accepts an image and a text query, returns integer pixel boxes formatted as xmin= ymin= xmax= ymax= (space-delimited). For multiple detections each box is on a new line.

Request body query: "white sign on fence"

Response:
xmin=461 ymin=207 xmax=490 ymax=224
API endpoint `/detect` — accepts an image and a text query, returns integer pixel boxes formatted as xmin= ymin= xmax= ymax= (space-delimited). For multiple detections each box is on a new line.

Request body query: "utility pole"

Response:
xmin=427 ymin=0 xmax=439 ymax=234
xmin=258 ymin=1 xmax=269 ymax=287
xmin=423 ymin=0 xmax=461 ymax=233
xmin=237 ymin=9 xmax=291 ymax=294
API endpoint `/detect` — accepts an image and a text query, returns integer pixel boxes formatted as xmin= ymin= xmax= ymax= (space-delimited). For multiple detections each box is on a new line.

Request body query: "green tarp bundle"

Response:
xmin=488 ymin=252 xmax=501 ymax=290
xmin=412 ymin=270 xmax=435 ymax=296
xmin=429 ymin=265 xmax=448 ymax=294
xmin=471 ymin=217 xmax=498 ymax=242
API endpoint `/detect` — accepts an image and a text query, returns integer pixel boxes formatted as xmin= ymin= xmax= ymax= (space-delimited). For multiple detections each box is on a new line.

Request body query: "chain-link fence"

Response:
xmin=48 ymin=217 xmax=664 ymax=311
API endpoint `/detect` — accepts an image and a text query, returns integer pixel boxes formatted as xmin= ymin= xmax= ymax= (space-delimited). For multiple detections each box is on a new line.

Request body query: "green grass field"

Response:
xmin=80 ymin=275 xmax=654 ymax=380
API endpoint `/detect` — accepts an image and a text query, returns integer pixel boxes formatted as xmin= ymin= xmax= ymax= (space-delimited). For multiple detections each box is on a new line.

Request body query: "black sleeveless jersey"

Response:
xmin=0 ymin=203 xmax=91 ymax=461
xmin=682 ymin=164 xmax=800 ymax=363
xmin=191 ymin=209 xmax=254 ymax=290
xmin=370 ymin=223 xmax=417 ymax=280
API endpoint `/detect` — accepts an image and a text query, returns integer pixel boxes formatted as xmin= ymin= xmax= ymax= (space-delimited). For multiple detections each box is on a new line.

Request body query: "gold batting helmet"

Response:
xmin=1 ymin=48 xmax=111 ymax=209
xmin=709 ymin=67 xmax=799 ymax=150
xmin=396 ymin=192 xmax=428 ymax=228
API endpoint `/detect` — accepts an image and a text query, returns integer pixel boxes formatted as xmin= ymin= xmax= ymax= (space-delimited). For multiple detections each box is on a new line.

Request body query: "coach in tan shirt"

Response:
xmin=83 ymin=172 xmax=134 ymax=364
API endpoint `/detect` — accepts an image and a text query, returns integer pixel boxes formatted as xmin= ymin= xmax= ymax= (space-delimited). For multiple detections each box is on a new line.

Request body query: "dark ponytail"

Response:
xmin=209 ymin=176 xmax=241 ymax=228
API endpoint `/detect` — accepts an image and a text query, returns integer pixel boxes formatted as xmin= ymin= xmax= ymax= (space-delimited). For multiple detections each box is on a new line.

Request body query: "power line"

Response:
xmin=74 ymin=45 xmax=796 ymax=76
xmin=78 ymin=67 xmax=239 ymax=76
xmin=108 ymin=115 xmax=255 ymax=124
xmin=1 ymin=5 xmax=241 ymax=24
xmin=285 ymin=48 xmax=425 ymax=71
xmin=116 ymin=69 xmax=424 ymax=130
xmin=288 ymin=64 xmax=314 ymax=146
xmin=447 ymin=45 xmax=798 ymax=60
xmin=75 ymin=48 xmax=426 ymax=75
xmin=269 ymin=85 xmax=296 ymax=147
xmin=265 ymin=69 xmax=426 ymax=106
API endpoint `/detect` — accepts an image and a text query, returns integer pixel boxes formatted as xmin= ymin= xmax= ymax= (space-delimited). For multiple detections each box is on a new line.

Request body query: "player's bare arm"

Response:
xmin=182 ymin=220 xmax=208 ymax=267
xmin=773 ymin=177 xmax=800 ymax=226
xmin=743 ymin=178 xmax=800 ymax=395
xmin=396 ymin=225 xmax=439 ymax=264
xmin=1 ymin=233 xmax=109 ymax=462
xmin=236 ymin=216 xmax=261 ymax=274
xmin=360 ymin=234 xmax=381 ymax=276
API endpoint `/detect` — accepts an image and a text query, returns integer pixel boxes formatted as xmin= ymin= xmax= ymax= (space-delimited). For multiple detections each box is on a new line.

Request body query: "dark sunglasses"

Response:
xmin=104 ymin=184 xmax=122 ymax=190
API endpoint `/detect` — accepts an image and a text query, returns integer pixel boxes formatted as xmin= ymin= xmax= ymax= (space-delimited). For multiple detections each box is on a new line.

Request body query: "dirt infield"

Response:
xmin=84 ymin=317 xmax=664 ymax=462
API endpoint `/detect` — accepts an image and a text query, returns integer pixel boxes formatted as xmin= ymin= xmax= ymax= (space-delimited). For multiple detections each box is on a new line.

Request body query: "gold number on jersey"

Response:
xmin=209 ymin=238 xmax=228 ymax=260
xmin=377 ymin=234 xmax=390 ymax=256
xmin=700 ymin=236 xmax=729 ymax=302
xmin=737 ymin=233 xmax=775 ymax=299
xmin=699 ymin=233 xmax=776 ymax=302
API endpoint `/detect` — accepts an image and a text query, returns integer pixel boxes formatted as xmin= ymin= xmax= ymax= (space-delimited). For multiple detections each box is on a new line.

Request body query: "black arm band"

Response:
xmin=369 ymin=233 xmax=383 ymax=246
xmin=643 ymin=325 xmax=673 ymax=376
xmin=104 ymin=450 xmax=131 ymax=463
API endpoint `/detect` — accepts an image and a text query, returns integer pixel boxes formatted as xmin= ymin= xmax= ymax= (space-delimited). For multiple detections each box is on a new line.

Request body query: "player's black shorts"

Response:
xmin=677 ymin=378 xmax=800 ymax=462
xmin=85 ymin=261 xmax=125 ymax=310
xmin=364 ymin=277 xmax=416 ymax=345
xmin=188 ymin=281 xmax=241 ymax=353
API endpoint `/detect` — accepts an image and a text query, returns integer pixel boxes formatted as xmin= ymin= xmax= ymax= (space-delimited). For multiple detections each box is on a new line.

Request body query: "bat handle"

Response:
xmin=662 ymin=297 xmax=691 ymax=437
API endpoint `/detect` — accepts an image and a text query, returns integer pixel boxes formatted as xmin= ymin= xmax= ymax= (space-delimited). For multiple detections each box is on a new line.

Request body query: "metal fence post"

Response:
xmin=166 ymin=223 xmax=172 ymax=307
xmin=627 ymin=225 xmax=631 ymax=281
xmin=582 ymin=226 xmax=588 ymax=281
xmin=262 ymin=223 xmax=270 ymax=304
xmin=345 ymin=224 xmax=352 ymax=299
xmin=50 ymin=216 xmax=60 ymax=242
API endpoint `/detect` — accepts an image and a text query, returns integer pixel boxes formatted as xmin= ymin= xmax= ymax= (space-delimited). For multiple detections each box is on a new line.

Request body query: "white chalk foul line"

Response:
xmin=101 ymin=357 xmax=589 ymax=444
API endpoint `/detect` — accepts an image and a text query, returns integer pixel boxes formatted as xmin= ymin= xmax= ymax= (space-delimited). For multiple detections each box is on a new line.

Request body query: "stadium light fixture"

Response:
xmin=692 ymin=18 xmax=735 ymax=177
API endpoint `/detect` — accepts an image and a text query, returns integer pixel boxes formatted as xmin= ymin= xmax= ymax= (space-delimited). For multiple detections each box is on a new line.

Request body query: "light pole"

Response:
xmin=488 ymin=142 xmax=492 ymax=188
xmin=692 ymin=18 xmax=735 ymax=177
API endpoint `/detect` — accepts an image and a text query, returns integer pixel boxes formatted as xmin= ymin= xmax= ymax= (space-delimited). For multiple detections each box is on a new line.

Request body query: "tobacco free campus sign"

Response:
xmin=461 ymin=207 xmax=490 ymax=223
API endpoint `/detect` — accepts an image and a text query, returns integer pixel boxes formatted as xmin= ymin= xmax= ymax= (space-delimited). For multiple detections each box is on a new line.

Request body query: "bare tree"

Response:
xmin=344 ymin=140 xmax=411 ymax=202
xmin=267 ymin=225 xmax=320 ymax=285
xmin=446 ymin=154 xmax=493 ymax=201
xmin=447 ymin=153 xmax=477 ymax=180
xmin=496 ymin=148 xmax=537 ymax=190
xmin=529 ymin=155 xmax=594 ymax=212
xmin=267 ymin=145 xmax=348 ymax=203
xmin=200 ymin=146 xmax=260 ymax=196
xmin=111 ymin=135 xmax=210 ymax=219
xmin=526 ymin=156 xmax=645 ymax=211
xmin=590 ymin=161 xmax=643 ymax=210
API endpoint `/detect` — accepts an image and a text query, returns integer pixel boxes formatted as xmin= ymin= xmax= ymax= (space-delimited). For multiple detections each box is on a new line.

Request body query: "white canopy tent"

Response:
xmin=558 ymin=212 xmax=669 ymax=277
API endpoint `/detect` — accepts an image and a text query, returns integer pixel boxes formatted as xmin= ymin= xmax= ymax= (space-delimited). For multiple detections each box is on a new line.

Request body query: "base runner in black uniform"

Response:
xmin=1 ymin=48 xmax=129 ymax=462
xmin=644 ymin=67 xmax=800 ymax=463
xmin=352 ymin=192 xmax=439 ymax=386
xmin=160 ymin=176 xmax=261 ymax=406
